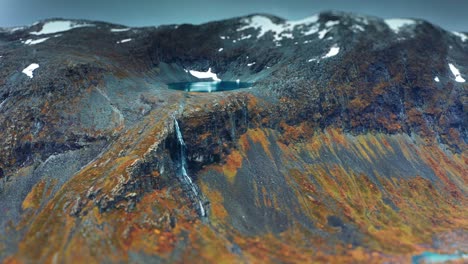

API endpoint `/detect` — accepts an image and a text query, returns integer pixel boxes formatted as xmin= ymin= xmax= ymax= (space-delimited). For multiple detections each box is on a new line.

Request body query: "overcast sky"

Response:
xmin=0 ymin=0 xmax=466 ymax=31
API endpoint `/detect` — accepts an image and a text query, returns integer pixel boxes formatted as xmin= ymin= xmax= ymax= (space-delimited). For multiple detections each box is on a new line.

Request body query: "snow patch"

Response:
xmin=218 ymin=48 xmax=223 ymax=52
xmin=30 ymin=21 xmax=94 ymax=35
xmin=9 ymin=27 xmax=25 ymax=32
xmin=110 ymin=28 xmax=130 ymax=32
xmin=301 ymin=24 xmax=320 ymax=36
xmin=287 ymin=15 xmax=320 ymax=35
xmin=448 ymin=63 xmax=466 ymax=83
xmin=322 ymin=45 xmax=340 ymax=58
xmin=452 ymin=32 xmax=467 ymax=42
xmin=434 ymin=76 xmax=440 ymax=82
xmin=384 ymin=18 xmax=415 ymax=32
xmin=281 ymin=32 xmax=293 ymax=39
xmin=117 ymin=38 xmax=132 ymax=44
xmin=355 ymin=16 xmax=369 ymax=25
xmin=237 ymin=15 xmax=285 ymax=41
xmin=288 ymin=15 xmax=319 ymax=27
xmin=237 ymin=14 xmax=320 ymax=42
xmin=318 ymin=29 xmax=330 ymax=39
xmin=325 ymin=21 xmax=340 ymax=27
xmin=352 ymin=24 xmax=365 ymax=32
xmin=237 ymin=34 xmax=252 ymax=41
xmin=23 ymin=37 xmax=50 ymax=45
xmin=188 ymin=68 xmax=221 ymax=81
xmin=22 ymin=63 xmax=40 ymax=78
xmin=247 ymin=62 xmax=256 ymax=67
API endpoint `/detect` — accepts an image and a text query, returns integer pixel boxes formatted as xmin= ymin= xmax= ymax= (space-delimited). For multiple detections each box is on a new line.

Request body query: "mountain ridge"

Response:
xmin=3 ymin=10 xmax=467 ymax=35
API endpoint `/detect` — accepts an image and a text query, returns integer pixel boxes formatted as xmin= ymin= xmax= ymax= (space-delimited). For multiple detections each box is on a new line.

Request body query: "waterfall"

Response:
xmin=173 ymin=117 xmax=206 ymax=217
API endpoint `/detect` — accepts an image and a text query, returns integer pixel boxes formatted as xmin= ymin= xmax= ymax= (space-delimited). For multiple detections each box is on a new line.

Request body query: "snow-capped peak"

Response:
xmin=384 ymin=18 xmax=416 ymax=32
xmin=237 ymin=14 xmax=323 ymax=41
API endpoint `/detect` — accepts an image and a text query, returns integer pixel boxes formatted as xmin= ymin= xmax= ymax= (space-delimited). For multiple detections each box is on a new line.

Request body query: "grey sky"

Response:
xmin=0 ymin=0 xmax=467 ymax=32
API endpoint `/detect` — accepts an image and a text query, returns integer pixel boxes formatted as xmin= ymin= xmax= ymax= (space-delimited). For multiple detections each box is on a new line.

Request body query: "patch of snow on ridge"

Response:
xmin=301 ymin=24 xmax=320 ymax=35
xmin=110 ymin=28 xmax=130 ymax=32
xmin=452 ymin=32 xmax=467 ymax=42
xmin=434 ymin=76 xmax=440 ymax=82
xmin=22 ymin=63 xmax=39 ymax=78
xmin=322 ymin=45 xmax=340 ymax=58
xmin=188 ymin=68 xmax=221 ymax=81
xmin=237 ymin=16 xmax=285 ymax=40
xmin=239 ymin=34 xmax=252 ymax=40
xmin=30 ymin=21 xmax=94 ymax=35
xmin=355 ymin=16 xmax=369 ymax=25
xmin=237 ymin=14 xmax=320 ymax=41
xmin=247 ymin=62 xmax=256 ymax=67
xmin=9 ymin=27 xmax=25 ymax=32
xmin=384 ymin=18 xmax=415 ymax=32
xmin=23 ymin=37 xmax=50 ymax=45
xmin=318 ymin=29 xmax=330 ymax=39
xmin=287 ymin=14 xmax=320 ymax=35
xmin=325 ymin=21 xmax=340 ymax=27
xmin=448 ymin=63 xmax=466 ymax=83
xmin=315 ymin=20 xmax=341 ymax=39
xmin=352 ymin=24 xmax=365 ymax=32
xmin=287 ymin=14 xmax=319 ymax=27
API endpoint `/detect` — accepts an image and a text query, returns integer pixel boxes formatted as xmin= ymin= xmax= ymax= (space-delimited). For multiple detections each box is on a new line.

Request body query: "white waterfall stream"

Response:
xmin=174 ymin=117 xmax=206 ymax=217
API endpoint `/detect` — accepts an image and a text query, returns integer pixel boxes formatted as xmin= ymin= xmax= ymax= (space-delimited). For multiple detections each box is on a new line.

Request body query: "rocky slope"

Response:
xmin=0 ymin=11 xmax=467 ymax=263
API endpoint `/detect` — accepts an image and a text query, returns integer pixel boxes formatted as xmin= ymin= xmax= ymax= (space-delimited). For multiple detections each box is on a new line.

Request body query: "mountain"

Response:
xmin=0 ymin=11 xmax=466 ymax=263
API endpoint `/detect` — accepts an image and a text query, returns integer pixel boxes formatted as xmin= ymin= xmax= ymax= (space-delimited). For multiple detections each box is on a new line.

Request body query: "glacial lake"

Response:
xmin=168 ymin=81 xmax=252 ymax=92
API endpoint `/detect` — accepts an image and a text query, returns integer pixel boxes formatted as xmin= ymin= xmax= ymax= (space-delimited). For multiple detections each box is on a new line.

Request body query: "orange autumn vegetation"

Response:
xmin=6 ymin=120 xmax=467 ymax=263
xmin=21 ymin=180 xmax=47 ymax=210
xmin=221 ymin=150 xmax=242 ymax=183
xmin=200 ymin=128 xmax=467 ymax=262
